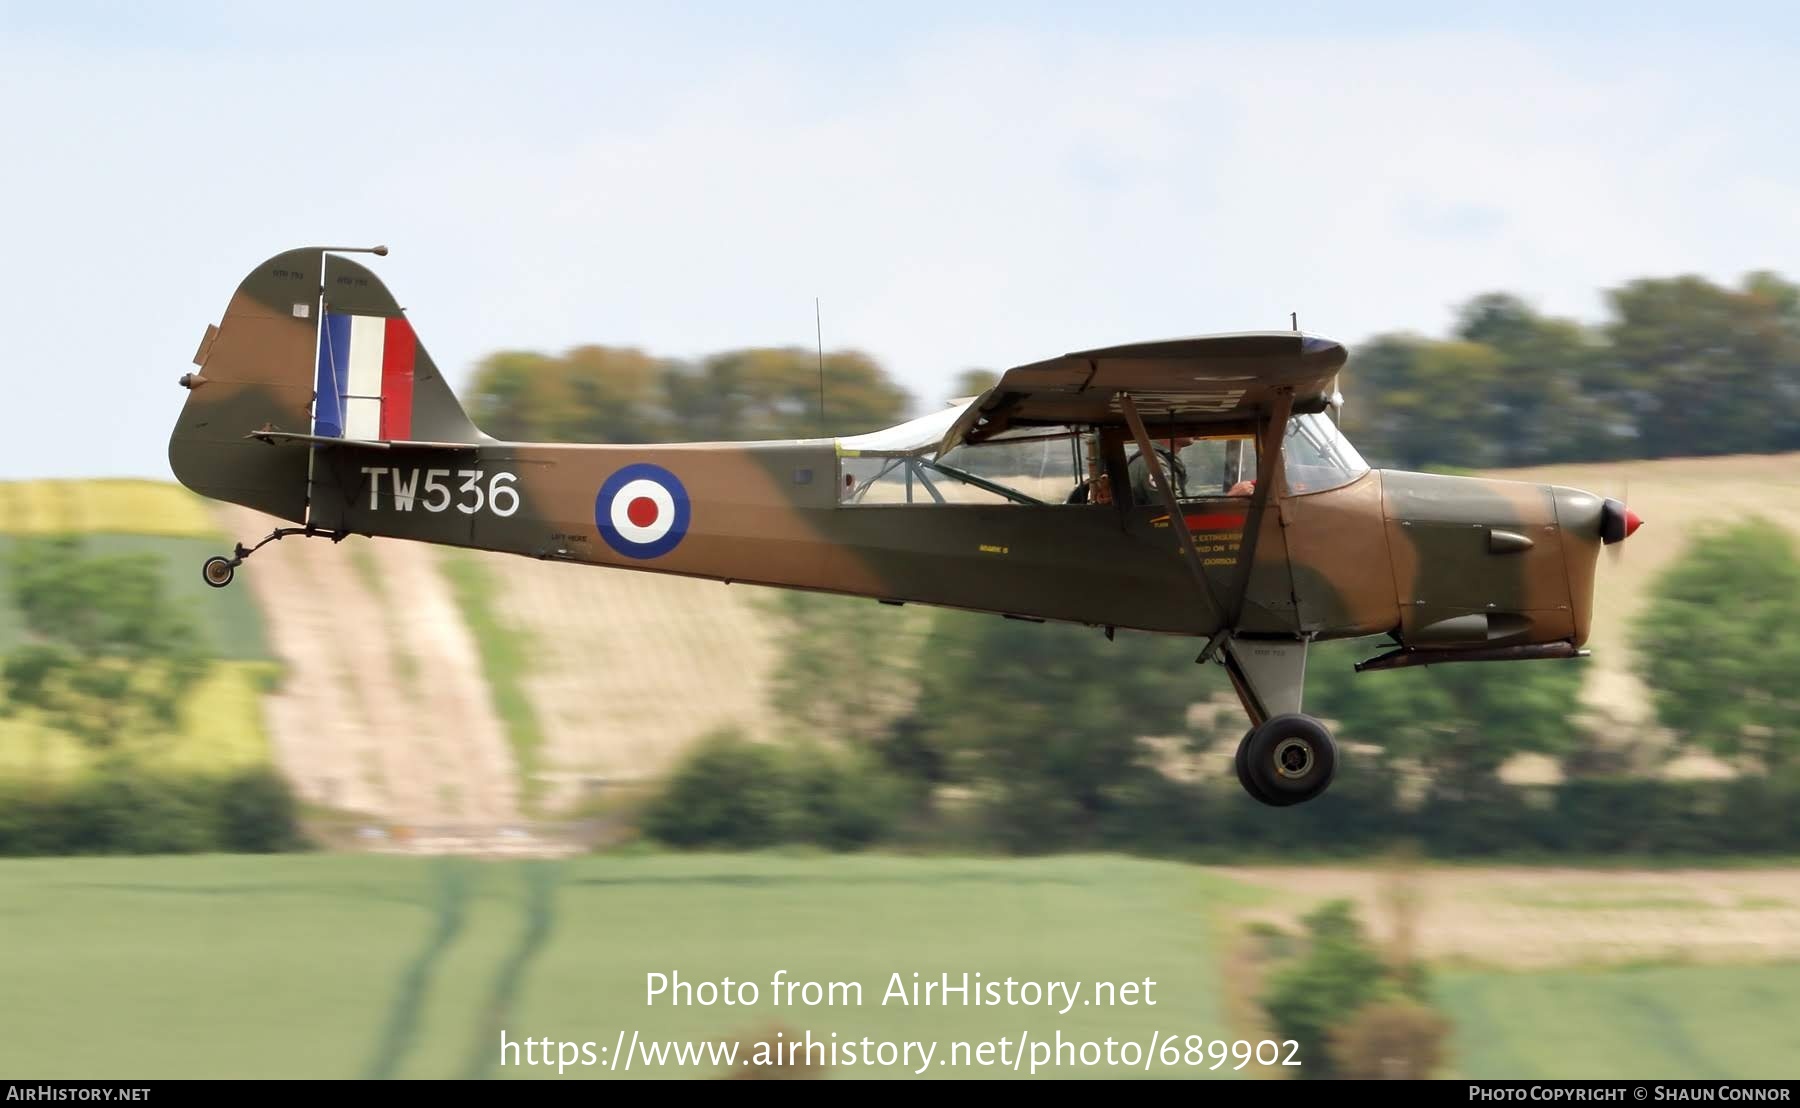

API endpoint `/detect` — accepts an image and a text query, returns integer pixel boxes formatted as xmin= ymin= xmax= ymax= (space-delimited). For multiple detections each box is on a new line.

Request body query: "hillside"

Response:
xmin=211 ymin=502 xmax=783 ymax=833
xmin=0 ymin=483 xmax=275 ymax=786
xmin=2 ymin=455 xmax=1795 ymax=833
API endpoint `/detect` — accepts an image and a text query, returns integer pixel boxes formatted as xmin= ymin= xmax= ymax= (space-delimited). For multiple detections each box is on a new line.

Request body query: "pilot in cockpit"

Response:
xmin=1126 ymin=437 xmax=1257 ymax=505
xmin=1070 ymin=434 xmax=1256 ymax=505
xmin=1127 ymin=436 xmax=1194 ymax=504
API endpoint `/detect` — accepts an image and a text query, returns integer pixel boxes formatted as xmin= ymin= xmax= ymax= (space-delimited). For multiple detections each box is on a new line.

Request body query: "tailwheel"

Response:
xmin=197 ymin=526 xmax=350 ymax=590
xmin=201 ymin=555 xmax=236 ymax=589
xmin=1239 ymin=714 xmax=1337 ymax=806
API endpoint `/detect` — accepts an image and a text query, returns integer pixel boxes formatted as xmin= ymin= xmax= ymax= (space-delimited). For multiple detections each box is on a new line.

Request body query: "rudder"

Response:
xmin=169 ymin=247 xmax=481 ymax=523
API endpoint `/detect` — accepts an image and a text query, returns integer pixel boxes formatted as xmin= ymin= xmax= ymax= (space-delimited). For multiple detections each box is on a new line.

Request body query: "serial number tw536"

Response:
xmin=359 ymin=466 xmax=521 ymax=517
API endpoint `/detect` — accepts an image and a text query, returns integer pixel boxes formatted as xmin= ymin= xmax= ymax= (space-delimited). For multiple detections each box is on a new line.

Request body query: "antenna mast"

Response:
xmin=815 ymin=298 xmax=827 ymax=437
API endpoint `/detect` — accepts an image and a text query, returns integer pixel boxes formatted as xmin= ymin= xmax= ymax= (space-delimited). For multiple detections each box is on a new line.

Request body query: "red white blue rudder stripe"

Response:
xmin=314 ymin=313 xmax=417 ymax=440
xmin=596 ymin=464 xmax=691 ymax=559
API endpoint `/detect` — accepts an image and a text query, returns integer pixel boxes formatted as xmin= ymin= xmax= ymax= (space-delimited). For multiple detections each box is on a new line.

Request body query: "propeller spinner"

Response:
xmin=1600 ymin=497 xmax=1643 ymax=545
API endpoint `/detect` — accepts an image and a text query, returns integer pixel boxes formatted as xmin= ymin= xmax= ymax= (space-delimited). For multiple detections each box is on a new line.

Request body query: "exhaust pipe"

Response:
xmin=1354 ymin=641 xmax=1589 ymax=674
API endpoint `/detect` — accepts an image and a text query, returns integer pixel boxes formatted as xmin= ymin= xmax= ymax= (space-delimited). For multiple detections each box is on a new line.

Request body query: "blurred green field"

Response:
xmin=0 ymin=480 xmax=219 ymax=538
xmin=3 ymin=853 xmax=1798 ymax=1080
xmin=0 ymin=529 xmax=276 ymax=786
xmin=1438 ymin=963 xmax=1800 ymax=1079
xmin=0 ymin=853 xmax=1241 ymax=1080
xmin=0 ymin=660 xmax=277 ymax=784
xmin=0 ymin=534 xmax=270 ymax=661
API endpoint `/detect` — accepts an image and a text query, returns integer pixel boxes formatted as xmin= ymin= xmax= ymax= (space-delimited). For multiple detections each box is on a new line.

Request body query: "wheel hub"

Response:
xmin=1272 ymin=737 xmax=1314 ymax=779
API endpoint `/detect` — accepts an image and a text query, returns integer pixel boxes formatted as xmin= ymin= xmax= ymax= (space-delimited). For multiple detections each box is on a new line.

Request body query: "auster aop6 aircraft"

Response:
xmin=170 ymin=246 xmax=1643 ymax=807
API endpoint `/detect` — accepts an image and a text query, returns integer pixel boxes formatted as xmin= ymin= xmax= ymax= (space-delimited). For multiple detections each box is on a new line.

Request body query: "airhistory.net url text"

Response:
xmin=499 ymin=1029 xmax=1301 ymax=1075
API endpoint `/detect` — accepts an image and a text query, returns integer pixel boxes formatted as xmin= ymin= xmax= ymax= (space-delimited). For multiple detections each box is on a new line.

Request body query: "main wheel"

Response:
xmin=1233 ymin=727 xmax=1282 ymax=806
xmin=1243 ymin=714 xmax=1338 ymax=805
xmin=202 ymin=556 xmax=236 ymax=589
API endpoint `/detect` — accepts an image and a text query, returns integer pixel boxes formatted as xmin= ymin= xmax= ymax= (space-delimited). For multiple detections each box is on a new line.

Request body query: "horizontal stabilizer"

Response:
xmin=246 ymin=429 xmax=480 ymax=451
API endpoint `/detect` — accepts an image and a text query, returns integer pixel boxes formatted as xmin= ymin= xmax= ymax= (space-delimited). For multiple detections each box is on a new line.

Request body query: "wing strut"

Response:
xmin=1223 ymin=387 xmax=1293 ymax=629
xmin=1118 ymin=392 xmax=1226 ymax=628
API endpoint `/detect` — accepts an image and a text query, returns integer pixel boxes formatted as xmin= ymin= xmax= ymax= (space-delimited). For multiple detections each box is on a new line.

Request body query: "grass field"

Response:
xmin=0 ymin=853 xmax=1240 ymax=1080
xmin=1439 ymin=964 xmax=1800 ymax=1079
xmin=4 ymin=853 xmax=1798 ymax=1080
xmin=1226 ymin=864 xmax=1800 ymax=969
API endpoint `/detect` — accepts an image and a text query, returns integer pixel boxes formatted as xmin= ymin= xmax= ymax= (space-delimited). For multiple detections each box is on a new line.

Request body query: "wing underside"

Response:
xmin=943 ymin=331 xmax=1346 ymax=452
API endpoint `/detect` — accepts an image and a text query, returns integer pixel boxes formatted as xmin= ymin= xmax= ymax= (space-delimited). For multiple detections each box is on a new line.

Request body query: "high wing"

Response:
xmin=940 ymin=331 xmax=1346 ymax=452
xmin=927 ymin=331 xmax=1348 ymax=653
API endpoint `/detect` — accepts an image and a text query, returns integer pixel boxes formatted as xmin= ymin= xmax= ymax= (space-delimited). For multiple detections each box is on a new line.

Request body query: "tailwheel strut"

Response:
xmin=201 ymin=525 xmax=351 ymax=588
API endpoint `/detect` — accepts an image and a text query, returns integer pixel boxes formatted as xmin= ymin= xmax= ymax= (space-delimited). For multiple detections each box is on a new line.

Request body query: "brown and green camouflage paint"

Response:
xmin=169 ymin=248 xmax=1608 ymax=653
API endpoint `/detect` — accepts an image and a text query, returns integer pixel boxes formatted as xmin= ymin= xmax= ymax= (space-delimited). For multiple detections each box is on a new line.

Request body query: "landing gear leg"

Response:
xmin=200 ymin=524 xmax=350 ymax=588
xmin=1219 ymin=637 xmax=1341 ymax=806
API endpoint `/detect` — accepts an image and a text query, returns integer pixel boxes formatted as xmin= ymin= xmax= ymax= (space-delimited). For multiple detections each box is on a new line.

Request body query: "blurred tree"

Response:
xmin=1341 ymin=336 xmax=1504 ymax=470
xmin=467 ymin=346 xmax=669 ymax=443
xmin=950 ymin=368 xmax=1001 ymax=397
xmin=2 ymin=537 xmax=208 ymax=751
xmin=664 ymin=347 xmax=910 ymax=441
xmin=1453 ymin=294 xmax=1616 ymax=465
xmin=1634 ymin=518 xmax=1800 ymax=776
xmin=910 ymin=612 xmax=1212 ymax=849
xmin=1341 ymin=274 xmax=1800 ymax=471
xmin=1605 ymin=272 xmax=1800 ymax=458
xmin=642 ymin=728 xmax=904 ymax=850
xmin=643 ymin=729 xmax=797 ymax=848
xmin=461 ymin=268 xmax=1800 ymax=465
xmin=1326 ymin=998 xmax=1452 ymax=1079
xmin=765 ymin=591 xmax=928 ymax=749
xmin=1259 ymin=900 xmax=1396 ymax=1079
xmin=1305 ymin=640 xmax=1585 ymax=797
xmin=468 ymin=344 xmax=909 ymax=443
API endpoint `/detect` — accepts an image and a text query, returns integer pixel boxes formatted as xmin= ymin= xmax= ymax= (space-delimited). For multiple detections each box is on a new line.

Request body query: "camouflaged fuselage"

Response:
xmin=169 ymin=248 xmax=1608 ymax=654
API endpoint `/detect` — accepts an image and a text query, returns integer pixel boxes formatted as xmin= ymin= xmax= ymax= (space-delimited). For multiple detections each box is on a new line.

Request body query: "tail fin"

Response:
xmin=169 ymin=247 xmax=480 ymax=522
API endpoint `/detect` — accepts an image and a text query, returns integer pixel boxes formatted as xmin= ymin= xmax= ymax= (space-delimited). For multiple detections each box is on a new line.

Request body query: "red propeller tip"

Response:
xmin=1624 ymin=509 xmax=1643 ymax=538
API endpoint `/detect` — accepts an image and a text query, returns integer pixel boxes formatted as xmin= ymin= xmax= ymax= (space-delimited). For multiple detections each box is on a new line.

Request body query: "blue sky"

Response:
xmin=4 ymin=2 xmax=1798 ymax=478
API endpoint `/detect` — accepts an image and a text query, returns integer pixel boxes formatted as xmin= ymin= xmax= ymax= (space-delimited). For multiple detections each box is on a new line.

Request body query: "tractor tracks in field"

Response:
xmin=460 ymin=861 xmax=562 ymax=1079
xmin=363 ymin=857 xmax=474 ymax=1080
xmin=362 ymin=857 xmax=564 ymax=1080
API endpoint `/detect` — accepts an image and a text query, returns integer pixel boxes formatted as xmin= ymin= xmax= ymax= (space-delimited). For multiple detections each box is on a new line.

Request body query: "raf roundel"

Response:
xmin=595 ymin=463 xmax=692 ymax=559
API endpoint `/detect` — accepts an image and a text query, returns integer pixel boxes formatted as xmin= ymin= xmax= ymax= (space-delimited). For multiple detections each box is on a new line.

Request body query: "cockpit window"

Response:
xmin=1158 ymin=435 xmax=1259 ymax=503
xmin=835 ymin=404 xmax=1368 ymax=505
xmin=1283 ymin=412 xmax=1369 ymax=495
xmin=839 ymin=427 xmax=1084 ymax=505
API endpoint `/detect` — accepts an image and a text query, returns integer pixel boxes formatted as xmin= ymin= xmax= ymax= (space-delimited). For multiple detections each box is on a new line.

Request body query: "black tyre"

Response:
xmin=202 ymin=556 xmax=235 ymax=589
xmin=1244 ymin=714 xmax=1338 ymax=805
xmin=1233 ymin=727 xmax=1289 ymax=806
